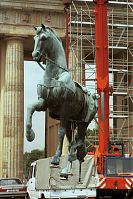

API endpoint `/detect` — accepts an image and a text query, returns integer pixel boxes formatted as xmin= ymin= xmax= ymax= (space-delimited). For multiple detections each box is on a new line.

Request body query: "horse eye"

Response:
xmin=40 ymin=34 xmax=46 ymax=40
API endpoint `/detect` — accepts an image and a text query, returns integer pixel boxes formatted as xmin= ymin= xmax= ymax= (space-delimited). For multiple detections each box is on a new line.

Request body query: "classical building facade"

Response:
xmin=0 ymin=0 xmax=65 ymax=179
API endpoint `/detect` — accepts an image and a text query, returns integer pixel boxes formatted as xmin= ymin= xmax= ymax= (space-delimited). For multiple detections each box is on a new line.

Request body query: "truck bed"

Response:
xmin=35 ymin=155 xmax=99 ymax=190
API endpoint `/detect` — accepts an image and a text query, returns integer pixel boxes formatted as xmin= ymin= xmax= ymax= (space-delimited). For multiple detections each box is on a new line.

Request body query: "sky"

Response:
xmin=24 ymin=61 xmax=45 ymax=152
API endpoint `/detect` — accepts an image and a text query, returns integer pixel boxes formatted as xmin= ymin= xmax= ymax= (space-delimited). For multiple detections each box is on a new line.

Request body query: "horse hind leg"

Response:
xmin=76 ymin=122 xmax=88 ymax=162
xmin=67 ymin=123 xmax=77 ymax=162
xmin=51 ymin=120 xmax=73 ymax=166
xmin=60 ymin=122 xmax=74 ymax=179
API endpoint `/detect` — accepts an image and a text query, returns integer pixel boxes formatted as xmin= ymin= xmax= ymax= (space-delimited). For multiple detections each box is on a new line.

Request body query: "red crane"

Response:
xmin=93 ymin=0 xmax=109 ymax=173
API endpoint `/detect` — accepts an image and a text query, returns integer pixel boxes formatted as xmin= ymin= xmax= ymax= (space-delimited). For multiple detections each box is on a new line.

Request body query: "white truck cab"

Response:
xmin=27 ymin=162 xmax=37 ymax=199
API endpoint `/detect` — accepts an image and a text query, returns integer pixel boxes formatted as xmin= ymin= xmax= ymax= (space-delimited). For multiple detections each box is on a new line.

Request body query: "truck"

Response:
xmin=27 ymin=155 xmax=99 ymax=199
xmin=27 ymin=148 xmax=133 ymax=199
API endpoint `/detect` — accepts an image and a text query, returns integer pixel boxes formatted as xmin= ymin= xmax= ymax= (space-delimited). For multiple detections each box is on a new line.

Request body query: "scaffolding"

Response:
xmin=68 ymin=0 xmax=133 ymax=153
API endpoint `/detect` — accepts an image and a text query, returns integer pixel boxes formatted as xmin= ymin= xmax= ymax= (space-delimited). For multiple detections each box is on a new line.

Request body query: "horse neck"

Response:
xmin=45 ymin=38 xmax=67 ymax=76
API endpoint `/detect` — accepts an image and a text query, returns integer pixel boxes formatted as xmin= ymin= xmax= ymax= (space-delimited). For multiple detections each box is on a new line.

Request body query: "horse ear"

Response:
xmin=33 ymin=26 xmax=37 ymax=30
xmin=42 ymin=24 xmax=46 ymax=30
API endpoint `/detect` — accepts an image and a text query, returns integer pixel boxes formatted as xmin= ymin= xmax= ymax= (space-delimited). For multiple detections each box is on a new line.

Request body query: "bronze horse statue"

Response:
xmin=26 ymin=24 xmax=98 ymax=170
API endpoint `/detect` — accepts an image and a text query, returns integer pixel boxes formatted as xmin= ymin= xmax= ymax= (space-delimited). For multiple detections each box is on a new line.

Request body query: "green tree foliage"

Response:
xmin=85 ymin=128 xmax=98 ymax=150
xmin=23 ymin=149 xmax=45 ymax=178
xmin=86 ymin=128 xmax=98 ymax=137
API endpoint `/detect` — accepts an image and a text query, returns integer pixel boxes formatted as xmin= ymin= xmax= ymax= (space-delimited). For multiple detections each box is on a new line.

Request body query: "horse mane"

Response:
xmin=46 ymin=26 xmax=62 ymax=43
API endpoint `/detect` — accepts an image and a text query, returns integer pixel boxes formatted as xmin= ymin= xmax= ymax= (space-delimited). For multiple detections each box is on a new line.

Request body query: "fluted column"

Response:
xmin=0 ymin=39 xmax=6 ymax=177
xmin=2 ymin=37 xmax=24 ymax=179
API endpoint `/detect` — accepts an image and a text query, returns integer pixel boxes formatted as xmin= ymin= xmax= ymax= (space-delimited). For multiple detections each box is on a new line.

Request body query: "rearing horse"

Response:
xmin=26 ymin=24 xmax=98 ymax=167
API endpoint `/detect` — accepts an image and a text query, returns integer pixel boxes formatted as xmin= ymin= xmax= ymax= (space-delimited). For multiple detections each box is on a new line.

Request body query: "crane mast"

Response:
xmin=94 ymin=0 xmax=109 ymax=173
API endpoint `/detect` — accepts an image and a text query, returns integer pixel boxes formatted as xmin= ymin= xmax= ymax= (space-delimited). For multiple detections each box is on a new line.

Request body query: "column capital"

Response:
xmin=4 ymin=36 xmax=27 ymax=42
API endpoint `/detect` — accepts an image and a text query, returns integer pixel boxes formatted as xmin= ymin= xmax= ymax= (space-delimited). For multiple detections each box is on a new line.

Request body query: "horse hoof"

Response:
xmin=77 ymin=144 xmax=86 ymax=162
xmin=50 ymin=164 xmax=60 ymax=168
xmin=60 ymin=174 xmax=68 ymax=180
xmin=68 ymin=153 xmax=77 ymax=162
xmin=26 ymin=129 xmax=35 ymax=142
xmin=60 ymin=166 xmax=73 ymax=178
xmin=51 ymin=156 xmax=60 ymax=165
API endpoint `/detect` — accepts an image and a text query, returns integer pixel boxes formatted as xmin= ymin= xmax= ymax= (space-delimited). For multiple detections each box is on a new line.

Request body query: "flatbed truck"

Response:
xmin=27 ymin=155 xmax=98 ymax=199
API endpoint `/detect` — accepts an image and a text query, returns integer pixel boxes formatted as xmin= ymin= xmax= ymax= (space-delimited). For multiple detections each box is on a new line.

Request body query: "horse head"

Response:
xmin=32 ymin=24 xmax=67 ymax=72
xmin=32 ymin=24 xmax=51 ymax=62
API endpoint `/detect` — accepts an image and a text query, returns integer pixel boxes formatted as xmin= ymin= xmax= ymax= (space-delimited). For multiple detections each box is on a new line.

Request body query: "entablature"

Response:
xmin=0 ymin=0 xmax=64 ymax=12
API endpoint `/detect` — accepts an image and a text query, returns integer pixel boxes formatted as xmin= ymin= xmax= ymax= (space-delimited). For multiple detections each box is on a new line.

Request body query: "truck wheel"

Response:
xmin=40 ymin=193 xmax=45 ymax=199
xmin=26 ymin=193 xmax=30 ymax=199
xmin=126 ymin=189 xmax=133 ymax=199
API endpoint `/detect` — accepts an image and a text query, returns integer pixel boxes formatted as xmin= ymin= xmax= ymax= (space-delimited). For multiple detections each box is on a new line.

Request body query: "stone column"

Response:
xmin=0 ymin=39 xmax=6 ymax=177
xmin=2 ymin=37 xmax=24 ymax=179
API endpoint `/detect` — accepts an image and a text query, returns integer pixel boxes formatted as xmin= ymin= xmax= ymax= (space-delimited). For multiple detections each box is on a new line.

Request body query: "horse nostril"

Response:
xmin=32 ymin=51 xmax=35 ymax=57
xmin=32 ymin=51 xmax=40 ymax=58
xmin=36 ymin=52 xmax=40 ymax=56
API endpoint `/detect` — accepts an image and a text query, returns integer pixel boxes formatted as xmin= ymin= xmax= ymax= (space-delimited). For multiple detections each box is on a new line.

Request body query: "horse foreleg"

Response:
xmin=26 ymin=98 xmax=46 ymax=142
xmin=51 ymin=126 xmax=66 ymax=165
